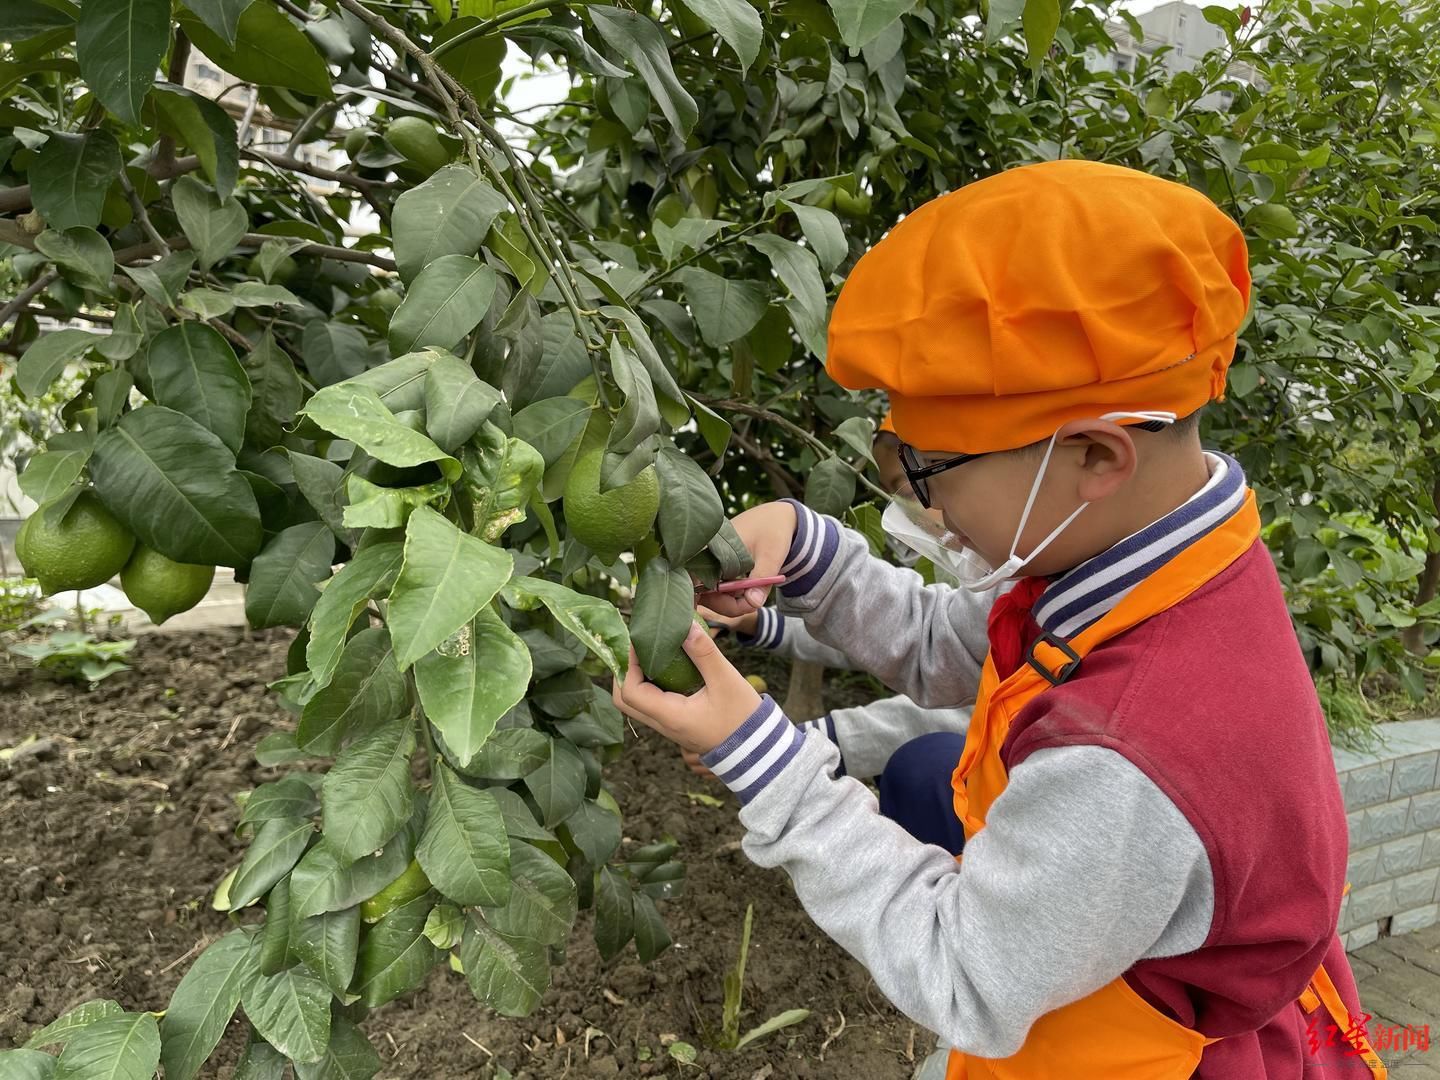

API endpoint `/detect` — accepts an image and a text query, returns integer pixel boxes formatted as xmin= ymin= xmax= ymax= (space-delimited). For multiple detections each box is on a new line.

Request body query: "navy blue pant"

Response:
xmin=877 ymin=732 xmax=969 ymax=856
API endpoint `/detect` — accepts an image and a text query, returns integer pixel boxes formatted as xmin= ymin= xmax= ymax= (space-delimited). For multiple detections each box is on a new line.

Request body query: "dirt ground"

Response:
xmin=0 ymin=628 xmax=925 ymax=1079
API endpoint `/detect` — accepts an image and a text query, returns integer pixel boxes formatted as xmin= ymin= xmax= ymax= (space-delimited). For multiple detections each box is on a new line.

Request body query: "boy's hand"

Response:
xmin=696 ymin=501 xmax=798 ymax=617
xmin=697 ymin=604 xmax=759 ymax=638
xmin=613 ymin=621 xmax=762 ymax=755
xmin=680 ymin=749 xmax=715 ymax=780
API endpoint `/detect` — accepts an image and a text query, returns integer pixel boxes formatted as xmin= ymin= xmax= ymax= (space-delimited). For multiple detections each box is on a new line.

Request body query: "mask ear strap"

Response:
xmin=1009 ymin=430 xmax=1063 ymax=561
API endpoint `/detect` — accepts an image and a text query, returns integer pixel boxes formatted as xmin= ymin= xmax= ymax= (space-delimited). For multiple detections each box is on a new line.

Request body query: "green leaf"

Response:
xmin=353 ymin=893 xmax=442 ymax=1008
xmin=179 ymin=0 xmax=254 ymax=45
xmin=653 ymin=217 xmax=731 ymax=265
xmin=90 ymin=406 xmax=263 ymax=566
xmin=490 ymin=786 xmax=555 ymax=843
xmin=1201 ymin=4 xmax=1241 ymax=34
xmin=93 ymin=368 xmax=132 ymax=428
xmin=825 ymin=0 xmax=915 ymax=50
xmin=833 ymin=416 xmax=877 ymax=466
xmin=598 ymin=306 xmax=687 ymax=421
xmin=434 ymin=21 xmax=506 ymax=103
xmin=655 ymin=446 xmax=724 ymax=564
xmin=805 ymin=457 xmax=857 ymax=516
xmin=31 ymin=130 xmax=121 ymax=230
xmin=233 ymin=1035 xmax=286 ymax=1080
xmin=609 ymin=339 xmax=660 ymax=454
xmin=735 ymin=1009 xmax=812 ymax=1050
xmin=392 ymin=166 xmax=508 ymax=284
xmin=35 ymin=226 xmax=114 ymax=290
xmin=461 ymin=423 xmax=544 ymax=543
xmin=631 ymin=556 xmax=695 ymax=676
xmin=229 ymin=816 xmax=314 ymax=910
xmin=781 ymin=201 xmax=846 ymax=274
xmin=346 ymin=352 xmax=436 ymax=412
xmin=24 ymin=1000 xmax=123 ymax=1050
xmin=258 ymin=884 xmax=295 ymax=975
xmin=52 ymin=1012 xmax=160 ymax=1080
xmin=675 ymin=267 xmax=767 ymax=346
xmin=389 ymin=255 xmax=498 ymax=355
xmin=146 ymin=322 xmax=252 ymax=454
xmin=18 ymin=329 xmax=99 ymax=399
xmin=150 ymin=84 xmax=240 ymax=197
xmin=416 ymin=765 xmax=511 ymax=906
xmin=631 ymin=891 xmax=672 ymax=963
xmin=245 ymin=523 xmax=336 ymax=630
xmin=292 ymin=1019 xmax=379 ymax=1080
xmin=120 ymin=251 xmax=196 ymax=308
xmin=594 ymin=866 xmax=634 ymax=962
xmin=1240 ymin=141 xmax=1301 ymax=164
xmin=460 ymin=917 xmax=550 ymax=1017
xmin=19 ymin=440 xmax=92 ymax=506
xmin=560 ymin=799 xmax=621 ymax=867
xmin=342 ymin=474 xmax=451 ymax=529
xmin=289 ymin=808 xmax=423 ymax=919
xmin=674 ymin=0 xmax=761 ymax=69
xmin=388 ymin=505 xmax=515 ymax=670
xmin=95 ymin=303 xmax=143 ymax=362
xmin=512 ymin=397 xmax=590 ymax=467
xmin=522 ymin=736 xmax=586 ymax=827
xmin=455 ymin=728 xmax=551 ymax=780
xmin=289 ymin=906 xmax=361 ymax=999
xmin=301 ymin=321 xmax=370 ymax=389
xmin=502 ymin=575 xmax=630 ymax=681
xmin=589 ymin=6 xmax=698 ymax=137
xmin=424 ymin=902 xmax=466 ymax=949
xmin=171 ymin=176 xmax=248 ymax=271
xmin=177 ymin=2 xmax=332 ymax=96
xmin=1021 ymin=0 xmax=1059 ymax=76
xmin=299 ymin=384 xmax=460 ymax=482
xmin=240 ymin=777 xmax=321 ymax=829
xmin=243 ymin=332 xmax=303 ymax=450
xmin=478 ymin=842 xmax=576 ymax=945
xmin=745 ymin=233 xmax=827 ymax=354
xmin=416 ymin=607 xmax=531 ymax=768
xmin=424 ymin=353 xmax=501 ymax=453
xmin=299 ymin=627 xmax=408 ymax=754
xmin=76 ymin=0 xmax=168 ymax=124
xmin=305 ymin=541 xmax=404 ymax=688
xmin=322 ymin=717 xmax=416 ymax=863
xmin=159 ymin=931 xmax=253 ymax=1080
xmin=1247 ymin=202 xmax=1301 ymax=239
xmin=241 ymin=967 xmax=331 ymax=1064
xmin=1 ymin=0 xmax=74 ymax=40
xmin=0 ymin=1050 xmax=56 ymax=1080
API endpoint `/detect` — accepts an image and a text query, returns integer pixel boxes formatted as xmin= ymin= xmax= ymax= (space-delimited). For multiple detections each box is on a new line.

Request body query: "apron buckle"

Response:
xmin=1028 ymin=631 xmax=1082 ymax=686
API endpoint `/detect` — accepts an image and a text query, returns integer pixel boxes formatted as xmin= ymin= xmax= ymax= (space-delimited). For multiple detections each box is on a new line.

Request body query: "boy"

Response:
xmin=614 ymin=161 xmax=1385 ymax=1077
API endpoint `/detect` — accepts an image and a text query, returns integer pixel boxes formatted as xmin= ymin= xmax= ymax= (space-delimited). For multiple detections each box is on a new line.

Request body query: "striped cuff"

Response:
xmin=737 ymin=607 xmax=784 ymax=649
xmin=798 ymin=713 xmax=846 ymax=777
xmin=780 ymin=499 xmax=839 ymax=597
xmin=700 ymin=695 xmax=804 ymax=804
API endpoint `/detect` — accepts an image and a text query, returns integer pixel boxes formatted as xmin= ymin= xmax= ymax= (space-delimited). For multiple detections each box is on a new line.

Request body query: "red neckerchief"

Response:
xmin=985 ymin=576 xmax=1050 ymax=681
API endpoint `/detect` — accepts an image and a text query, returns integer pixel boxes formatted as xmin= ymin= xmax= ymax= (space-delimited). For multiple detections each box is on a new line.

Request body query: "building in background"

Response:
xmin=1088 ymin=0 xmax=1258 ymax=108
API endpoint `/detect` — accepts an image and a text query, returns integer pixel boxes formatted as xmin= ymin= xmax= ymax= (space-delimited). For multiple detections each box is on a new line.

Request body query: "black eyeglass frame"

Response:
xmin=899 ymin=420 xmax=1170 ymax=510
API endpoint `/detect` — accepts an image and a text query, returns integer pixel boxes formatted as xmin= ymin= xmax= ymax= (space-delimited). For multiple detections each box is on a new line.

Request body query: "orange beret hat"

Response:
xmin=826 ymin=160 xmax=1252 ymax=454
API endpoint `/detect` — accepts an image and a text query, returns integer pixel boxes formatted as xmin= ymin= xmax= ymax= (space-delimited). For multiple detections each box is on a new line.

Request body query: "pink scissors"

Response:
xmin=695 ymin=574 xmax=787 ymax=595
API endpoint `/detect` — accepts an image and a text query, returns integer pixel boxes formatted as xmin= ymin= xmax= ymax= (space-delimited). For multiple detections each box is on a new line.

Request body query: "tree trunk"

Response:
xmin=1403 ymin=474 xmax=1440 ymax=655
xmin=783 ymin=659 xmax=826 ymax=722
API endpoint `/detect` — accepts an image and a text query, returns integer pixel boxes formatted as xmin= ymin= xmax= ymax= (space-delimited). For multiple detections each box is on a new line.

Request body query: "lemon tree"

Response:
xmin=7 ymin=0 xmax=1440 ymax=1074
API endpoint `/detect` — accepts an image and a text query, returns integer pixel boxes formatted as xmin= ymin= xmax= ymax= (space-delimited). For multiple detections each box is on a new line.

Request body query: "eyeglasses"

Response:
xmin=899 ymin=420 xmax=1170 ymax=510
xmin=898 ymin=443 xmax=985 ymax=509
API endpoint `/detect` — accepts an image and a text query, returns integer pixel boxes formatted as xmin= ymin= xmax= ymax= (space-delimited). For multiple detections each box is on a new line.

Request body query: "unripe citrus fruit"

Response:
xmin=387 ymin=116 xmax=449 ymax=174
xmin=645 ymin=613 xmax=706 ymax=694
xmin=121 ymin=545 xmax=214 ymax=624
xmin=562 ymin=448 xmax=660 ymax=563
xmin=16 ymin=491 xmax=135 ymax=593
xmin=361 ymin=858 xmax=431 ymax=922
xmin=746 ymin=674 xmax=768 ymax=693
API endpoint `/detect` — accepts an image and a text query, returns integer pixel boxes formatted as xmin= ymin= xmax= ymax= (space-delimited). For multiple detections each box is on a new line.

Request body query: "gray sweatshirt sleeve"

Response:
xmin=739 ymin=609 xmax=853 ymax=670
xmin=821 ymin=696 xmax=971 ymax=781
xmin=773 ymin=501 xmax=999 ymax=709
xmin=700 ymin=700 xmax=1215 ymax=1057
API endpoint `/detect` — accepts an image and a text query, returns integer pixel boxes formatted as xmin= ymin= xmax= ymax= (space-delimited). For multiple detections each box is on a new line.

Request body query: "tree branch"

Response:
xmin=0 ymin=272 xmax=59 ymax=329
xmin=238 ymin=234 xmax=396 ymax=272
xmin=240 ymin=149 xmax=386 ymax=191
xmin=0 ymin=155 xmax=201 ymax=215
xmin=120 ymin=171 xmax=171 ymax=255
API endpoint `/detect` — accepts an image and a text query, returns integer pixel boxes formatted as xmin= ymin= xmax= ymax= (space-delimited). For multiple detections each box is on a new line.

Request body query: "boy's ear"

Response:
xmin=1057 ymin=420 xmax=1138 ymax=500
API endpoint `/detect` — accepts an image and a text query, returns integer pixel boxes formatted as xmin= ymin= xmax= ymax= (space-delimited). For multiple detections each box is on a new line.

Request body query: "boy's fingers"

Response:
xmin=694 ymin=591 xmax=763 ymax=617
xmin=681 ymin=620 xmax=739 ymax=683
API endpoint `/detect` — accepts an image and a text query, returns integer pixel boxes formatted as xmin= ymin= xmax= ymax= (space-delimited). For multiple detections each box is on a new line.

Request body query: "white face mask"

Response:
xmin=881 ymin=411 xmax=1178 ymax=592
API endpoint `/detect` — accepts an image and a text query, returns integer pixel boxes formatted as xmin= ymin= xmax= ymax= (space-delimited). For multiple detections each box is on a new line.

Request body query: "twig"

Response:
xmin=0 ymin=271 xmax=59 ymax=329
xmin=119 ymin=171 xmax=171 ymax=255
xmin=0 ymin=156 xmax=201 ymax=215
xmin=697 ymin=395 xmax=890 ymax=501
xmin=272 ymin=0 xmax=310 ymax=19
xmin=238 ymin=233 xmax=396 ymax=272
xmin=23 ymin=306 xmax=114 ymax=324
xmin=158 ymin=934 xmax=213 ymax=974
xmin=461 ymin=1032 xmax=494 ymax=1057
xmin=241 ymin=148 xmax=385 ymax=191
xmin=431 ymin=0 xmax=572 ymax=58
xmin=819 ymin=1009 xmax=846 ymax=1059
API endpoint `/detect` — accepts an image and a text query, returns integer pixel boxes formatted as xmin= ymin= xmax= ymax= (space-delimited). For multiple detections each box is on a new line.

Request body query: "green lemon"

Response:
xmin=387 ymin=116 xmax=449 ymax=174
xmin=646 ymin=613 xmax=706 ymax=694
xmin=746 ymin=674 xmax=768 ymax=693
xmin=562 ymin=448 xmax=660 ymax=563
xmin=17 ymin=491 xmax=135 ymax=594
xmin=361 ymin=858 xmax=432 ymax=923
xmin=120 ymin=546 xmax=215 ymax=624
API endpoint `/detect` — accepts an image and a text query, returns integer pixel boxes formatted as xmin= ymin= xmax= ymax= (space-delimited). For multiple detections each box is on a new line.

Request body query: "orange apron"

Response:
xmin=944 ymin=492 xmax=1386 ymax=1079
